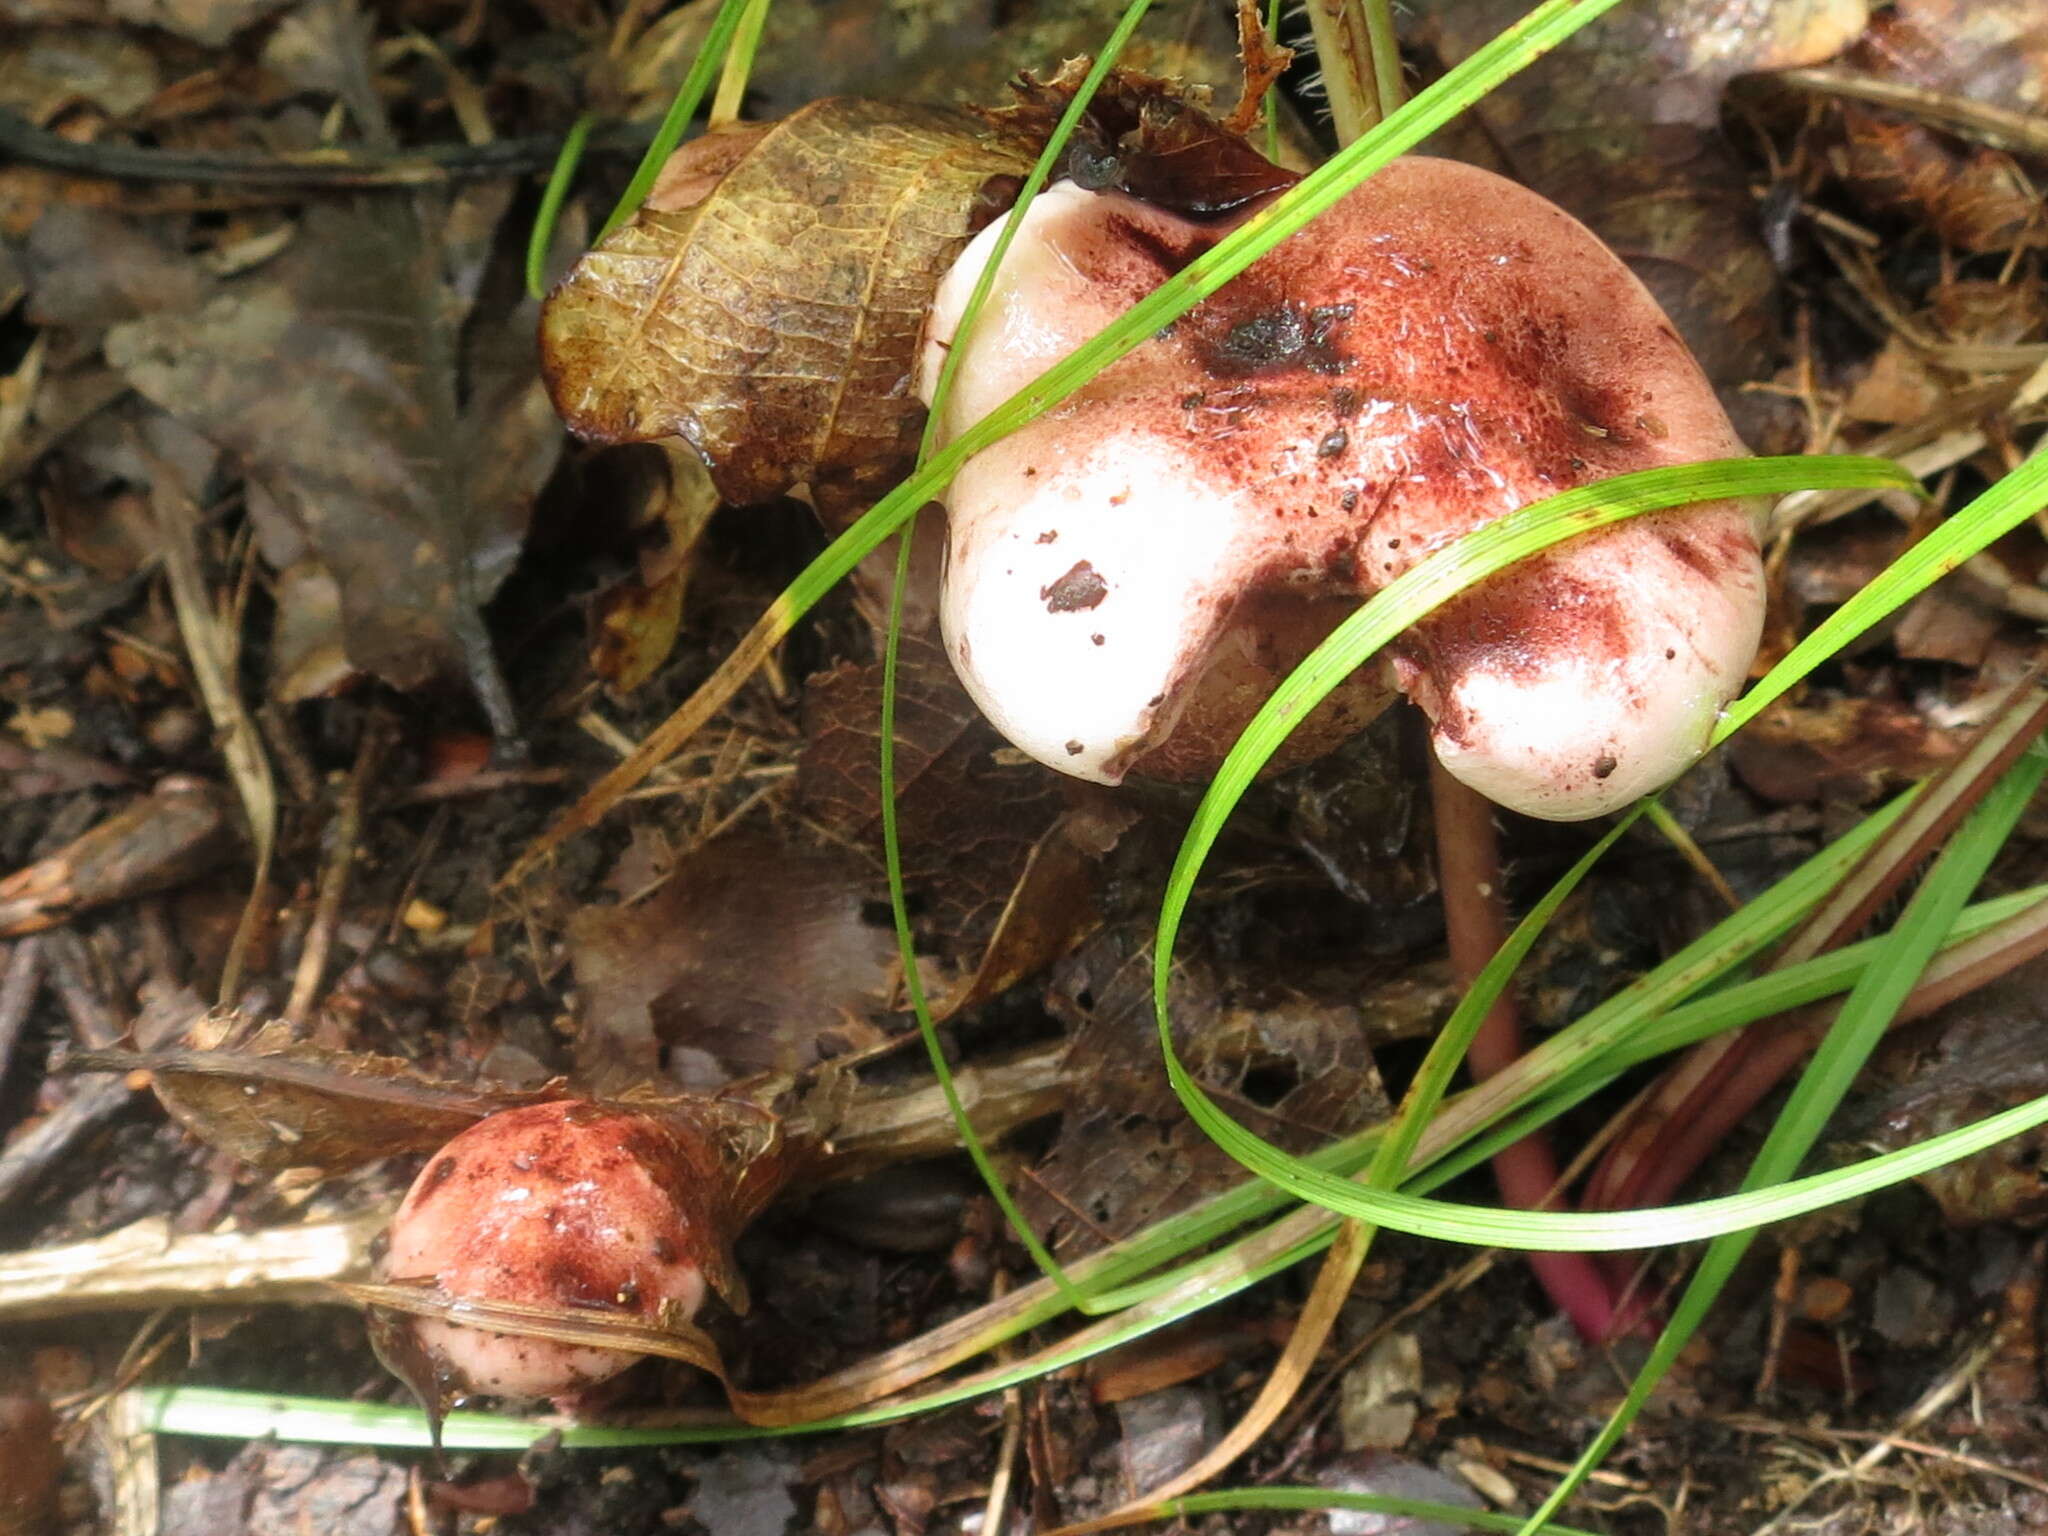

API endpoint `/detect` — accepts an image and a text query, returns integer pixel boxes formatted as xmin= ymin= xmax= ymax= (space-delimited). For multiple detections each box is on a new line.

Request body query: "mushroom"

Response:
xmin=380 ymin=1100 xmax=716 ymax=1400
xmin=918 ymin=160 xmax=1764 ymax=819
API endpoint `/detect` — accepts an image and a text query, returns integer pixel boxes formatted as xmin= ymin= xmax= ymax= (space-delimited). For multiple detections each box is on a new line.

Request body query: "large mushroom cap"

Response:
xmin=920 ymin=159 xmax=1764 ymax=819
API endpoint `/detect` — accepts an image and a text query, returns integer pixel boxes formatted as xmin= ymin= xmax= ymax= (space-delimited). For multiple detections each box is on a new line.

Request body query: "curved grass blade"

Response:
xmin=598 ymin=0 xmax=751 ymax=241
xmin=880 ymin=0 xmax=1157 ymax=1317
xmin=1146 ymin=457 xmax=1913 ymax=1218
xmin=1175 ymin=1037 xmax=2048 ymax=1248
xmin=1715 ymin=449 xmax=2048 ymax=745
xmin=1512 ymin=737 xmax=2048 ymax=1536
xmin=524 ymin=112 xmax=594 ymax=300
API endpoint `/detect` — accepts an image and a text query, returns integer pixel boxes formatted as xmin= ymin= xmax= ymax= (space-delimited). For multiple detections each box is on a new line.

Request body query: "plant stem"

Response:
xmin=1304 ymin=0 xmax=1403 ymax=140
xmin=709 ymin=0 xmax=772 ymax=128
xmin=1429 ymin=755 xmax=1620 ymax=1340
xmin=1303 ymin=1 xmax=1375 ymax=140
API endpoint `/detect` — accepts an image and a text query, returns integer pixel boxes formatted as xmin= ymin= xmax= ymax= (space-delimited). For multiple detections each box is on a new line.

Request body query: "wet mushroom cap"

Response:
xmin=919 ymin=161 xmax=1764 ymax=819
xmin=382 ymin=1100 xmax=708 ymax=1400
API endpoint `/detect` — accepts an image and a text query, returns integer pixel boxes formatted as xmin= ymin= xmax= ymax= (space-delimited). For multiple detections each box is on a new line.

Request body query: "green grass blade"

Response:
xmin=1164 ymin=1049 xmax=2048 ymax=1248
xmin=1716 ymin=450 xmax=2048 ymax=744
xmin=1514 ymin=739 xmax=2048 ymax=1534
xmin=133 ymin=1199 xmax=1340 ymax=1450
xmin=524 ymin=112 xmax=595 ymax=300
xmin=598 ymin=0 xmax=751 ymax=241
xmin=1410 ymin=883 xmax=2048 ymax=1195
xmin=1360 ymin=810 xmax=1638 ymax=1191
xmin=880 ymin=0 xmax=1156 ymax=1317
xmin=1167 ymin=1488 xmax=1599 ymax=1535
xmin=709 ymin=0 xmax=773 ymax=125
xmin=1148 ymin=458 xmax=1911 ymax=1205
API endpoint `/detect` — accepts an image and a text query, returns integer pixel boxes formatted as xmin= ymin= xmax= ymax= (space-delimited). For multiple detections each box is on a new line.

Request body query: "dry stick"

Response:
xmin=0 ymin=936 xmax=46 ymax=1098
xmin=0 ymin=108 xmax=654 ymax=188
xmin=282 ymin=719 xmax=385 ymax=1027
xmin=0 ymin=1084 xmax=135 ymax=1213
xmin=148 ymin=481 xmax=277 ymax=1007
xmin=1303 ymin=0 xmax=1396 ymax=143
xmin=0 ymin=1209 xmax=389 ymax=1321
xmin=979 ymin=1274 xmax=1028 ymax=1536
xmin=1755 ymin=1245 xmax=1799 ymax=1401
xmin=0 ymin=934 xmax=131 ymax=1213
xmin=382 ymin=806 xmax=452 ymax=944
xmin=385 ymin=766 xmax=568 ymax=807
xmin=1775 ymin=67 xmax=2048 ymax=159
xmin=46 ymin=931 xmax=124 ymax=1050
xmin=1430 ymin=757 xmax=1621 ymax=1338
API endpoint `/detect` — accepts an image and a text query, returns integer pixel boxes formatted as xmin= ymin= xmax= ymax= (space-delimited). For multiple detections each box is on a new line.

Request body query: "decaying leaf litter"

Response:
xmin=3 ymin=0 xmax=2048 ymax=1530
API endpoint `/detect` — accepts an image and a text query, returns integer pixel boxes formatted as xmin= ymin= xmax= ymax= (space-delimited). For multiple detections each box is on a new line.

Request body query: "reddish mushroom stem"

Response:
xmin=1430 ymin=755 xmax=1623 ymax=1341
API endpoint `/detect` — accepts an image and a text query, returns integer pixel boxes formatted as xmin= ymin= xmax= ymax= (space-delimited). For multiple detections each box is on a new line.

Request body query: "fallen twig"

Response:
xmin=0 ymin=1209 xmax=389 ymax=1321
xmin=0 ymin=780 xmax=238 ymax=938
xmin=283 ymin=718 xmax=387 ymax=1026
xmin=0 ymin=109 xmax=654 ymax=188
xmin=0 ymin=937 xmax=46 ymax=1098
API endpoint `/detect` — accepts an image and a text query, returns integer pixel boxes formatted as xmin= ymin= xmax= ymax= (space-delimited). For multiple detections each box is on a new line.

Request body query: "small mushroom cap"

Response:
xmin=383 ymin=1101 xmax=708 ymax=1400
xmin=920 ymin=163 xmax=1764 ymax=818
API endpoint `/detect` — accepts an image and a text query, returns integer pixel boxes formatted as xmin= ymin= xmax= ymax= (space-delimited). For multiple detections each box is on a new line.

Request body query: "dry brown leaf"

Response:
xmin=1842 ymin=337 xmax=1949 ymax=425
xmin=1000 ymin=60 xmax=1297 ymax=217
xmin=67 ymin=1025 xmax=558 ymax=1170
xmin=1834 ymin=0 xmax=2048 ymax=252
xmin=1728 ymin=693 xmax=1963 ymax=804
xmin=1020 ymin=929 xmax=1389 ymax=1255
xmin=104 ymin=190 xmax=560 ymax=737
xmin=1863 ymin=953 xmax=2048 ymax=1225
xmin=936 ymin=798 xmax=1138 ymax=1019
xmin=796 ymin=631 xmax=1071 ymax=974
xmin=0 ymin=28 xmax=160 ymax=119
xmin=541 ymin=99 xmax=1030 ymax=516
xmin=568 ymin=831 xmax=895 ymax=1077
xmin=588 ymin=443 xmax=720 ymax=695
xmin=21 ymin=206 xmax=208 ymax=327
